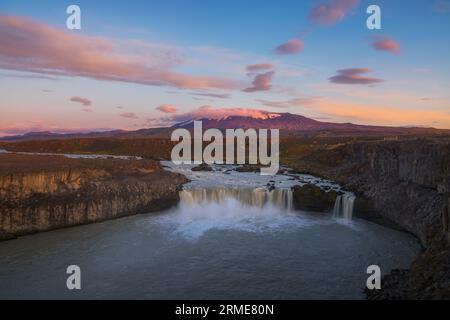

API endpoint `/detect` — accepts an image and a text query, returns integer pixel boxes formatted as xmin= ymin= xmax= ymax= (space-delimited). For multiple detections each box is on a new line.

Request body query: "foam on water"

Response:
xmin=155 ymin=161 xmax=360 ymax=240
xmin=161 ymin=161 xmax=343 ymax=191
xmin=0 ymin=157 xmax=421 ymax=299
xmin=154 ymin=198 xmax=332 ymax=240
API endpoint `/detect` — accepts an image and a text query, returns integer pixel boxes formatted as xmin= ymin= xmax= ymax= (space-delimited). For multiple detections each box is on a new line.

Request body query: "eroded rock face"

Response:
xmin=339 ymin=141 xmax=450 ymax=247
xmin=0 ymin=154 xmax=187 ymax=238
xmin=294 ymin=139 xmax=450 ymax=299
xmin=0 ymin=170 xmax=97 ymax=199
xmin=346 ymin=142 xmax=450 ymax=299
xmin=444 ymin=198 xmax=450 ymax=241
xmin=292 ymin=184 xmax=338 ymax=212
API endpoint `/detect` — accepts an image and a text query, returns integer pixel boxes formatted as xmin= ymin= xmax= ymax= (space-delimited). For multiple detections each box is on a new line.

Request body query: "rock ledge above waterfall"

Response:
xmin=292 ymin=184 xmax=340 ymax=212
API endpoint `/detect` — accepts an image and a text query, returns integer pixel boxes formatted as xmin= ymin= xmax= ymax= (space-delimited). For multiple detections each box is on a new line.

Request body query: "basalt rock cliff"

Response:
xmin=0 ymin=154 xmax=187 ymax=240
xmin=288 ymin=138 xmax=450 ymax=299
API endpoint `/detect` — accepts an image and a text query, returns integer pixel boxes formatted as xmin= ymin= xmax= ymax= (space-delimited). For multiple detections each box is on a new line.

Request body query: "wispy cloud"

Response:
xmin=0 ymin=122 xmax=114 ymax=136
xmin=372 ymin=36 xmax=401 ymax=55
xmin=274 ymin=39 xmax=304 ymax=55
xmin=189 ymin=92 xmax=230 ymax=99
xmin=0 ymin=72 xmax=58 ymax=80
xmin=120 ymin=112 xmax=139 ymax=119
xmin=0 ymin=122 xmax=49 ymax=136
xmin=70 ymin=96 xmax=92 ymax=106
xmin=144 ymin=117 xmax=174 ymax=127
xmin=0 ymin=15 xmax=240 ymax=90
xmin=256 ymin=97 xmax=316 ymax=108
xmin=258 ymin=96 xmax=450 ymax=128
xmin=149 ymin=106 xmax=279 ymax=126
xmin=151 ymin=102 xmax=450 ymax=129
xmin=171 ymin=105 xmax=276 ymax=122
xmin=329 ymin=68 xmax=384 ymax=85
xmin=433 ymin=0 xmax=450 ymax=13
xmin=156 ymin=104 xmax=178 ymax=113
xmin=301 ymin=97 xmax=450 ymax=128
xmin=243 ymin=71 xmax=274 ymax=92
xmin=308 ymin=0 xmax=359 ymax=26
xmin=246 ymin=63 xmax=275 ymax=72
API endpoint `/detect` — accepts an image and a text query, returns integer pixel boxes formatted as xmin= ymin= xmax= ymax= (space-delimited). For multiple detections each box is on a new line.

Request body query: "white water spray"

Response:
xmin=333 ymin=194 xmax=356 ymax=220
xmin=180 ymin=188 xmax=293 ymax=211
xmin=154 ymin=187 xmax=327 ymax=239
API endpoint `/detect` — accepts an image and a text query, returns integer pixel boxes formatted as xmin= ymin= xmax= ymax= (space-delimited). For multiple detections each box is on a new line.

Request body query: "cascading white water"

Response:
xmin=180 ymin=188 xmax=293 ymax=211
xmin=165 ymin=187 xmax=311 ymax=239
xmin=333 ymin=194 xmax=356 ymax=220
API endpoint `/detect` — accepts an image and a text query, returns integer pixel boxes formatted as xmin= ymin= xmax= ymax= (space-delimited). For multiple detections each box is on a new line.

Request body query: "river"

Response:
xmin=0 ymin=161 xmax=420 ymax=299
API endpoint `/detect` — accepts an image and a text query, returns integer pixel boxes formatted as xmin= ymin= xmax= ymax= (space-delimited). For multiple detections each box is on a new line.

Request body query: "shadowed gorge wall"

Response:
xmin=0 ymin=154 xmax=187 ymax=239
xmin=286 ymin=138 xmax=450 ymax=299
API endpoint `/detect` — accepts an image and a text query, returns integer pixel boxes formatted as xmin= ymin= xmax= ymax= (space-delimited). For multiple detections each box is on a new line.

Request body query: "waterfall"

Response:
xmin=333 ymin=194 xmax=356 ymax=220
xmin=180 ymin=188 xmax=293 ymax=210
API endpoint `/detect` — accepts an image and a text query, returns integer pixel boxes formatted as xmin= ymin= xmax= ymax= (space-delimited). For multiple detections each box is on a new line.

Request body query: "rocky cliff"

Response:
xmin=0 ymin=154 xmax=187 ymax=240
xmin=287 ymin=138 xmax=450 ymax=299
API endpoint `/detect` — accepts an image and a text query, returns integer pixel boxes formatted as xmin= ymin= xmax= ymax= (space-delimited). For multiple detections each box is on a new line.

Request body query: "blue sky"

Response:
xmin=0 ymin=0 xmax=449 ymax=134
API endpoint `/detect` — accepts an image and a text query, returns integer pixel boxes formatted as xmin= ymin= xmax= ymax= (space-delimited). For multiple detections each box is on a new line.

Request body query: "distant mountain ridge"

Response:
xmin=173 ymin=113 xmax=385 ymax=130
xmin=1 ymin=113 xmax=448 ymax=141
xmin=170 ymin=113 xmax=447 ymax=136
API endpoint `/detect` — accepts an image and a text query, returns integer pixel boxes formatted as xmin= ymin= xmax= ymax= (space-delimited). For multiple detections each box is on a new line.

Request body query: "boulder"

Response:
xmin=235 ymin=165 xmax=260 ymax=173
xmin=191 ymin=163 xmax=213 ymax=172
xmin=292 ymin=184 xmax=338 ymax=212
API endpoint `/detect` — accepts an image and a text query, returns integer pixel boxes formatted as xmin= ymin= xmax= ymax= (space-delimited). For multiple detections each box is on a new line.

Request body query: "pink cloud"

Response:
xmin=70 ymin=96 xmax=92 ymax=106
xmin=308 ymin=0 xmax=359 ymax=26
xmin=329 ymin=68 xmax=384 ymax=85
xmin=82 ymin=108 xmax=93 ymax=113
xmin=120 ymin=112 xmax=139 ymax=119
xmin=172 ymin=106 xmax=278 ymax=122
xmin=246 ymin=63 xmax=275 ymax=72
xmin=300 ymin=97 xmax=450 ymax=128
xmin=0 ymin=122 xmax=47 ymax=136
xmin=256 ymin=97 xmax=316 ymax=109
xmin=243 ymin=71 xmax=274 ymax=92
xmin=372 ymin=36 xmax=401 ymax=55
xmin=0 ymin=15 xmax=239 ymax=90
xmin=157 ymin=104 xmax=178 ymax=114
xmin=274 ymin=39 xmax=304 ymax=55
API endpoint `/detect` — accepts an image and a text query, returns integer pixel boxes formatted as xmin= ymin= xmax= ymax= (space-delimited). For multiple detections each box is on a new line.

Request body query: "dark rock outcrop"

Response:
xmin=0 ymin=154 xmax=187 ymax=239
xmin=235 ymin=165 xmax=260 ymax=173
xmin=292 ymin=184 xmax=338 ymax=212
xmin=289 ymin=138 xmax=450 ymax=299
xmin=191 ymin=163 xmax=213 ymax=172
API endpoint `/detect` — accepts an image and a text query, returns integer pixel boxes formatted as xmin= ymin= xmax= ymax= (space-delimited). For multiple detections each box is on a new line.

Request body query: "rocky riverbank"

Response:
xmin=286 ymin=138 xmax=450 ymax=299
xmin=0 ymin=153 xmax=187 ymax=240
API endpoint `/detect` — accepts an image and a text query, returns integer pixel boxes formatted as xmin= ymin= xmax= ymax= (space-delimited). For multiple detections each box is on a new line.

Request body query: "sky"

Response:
xmin=0 ymin=0 xmax=449 ymax=136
